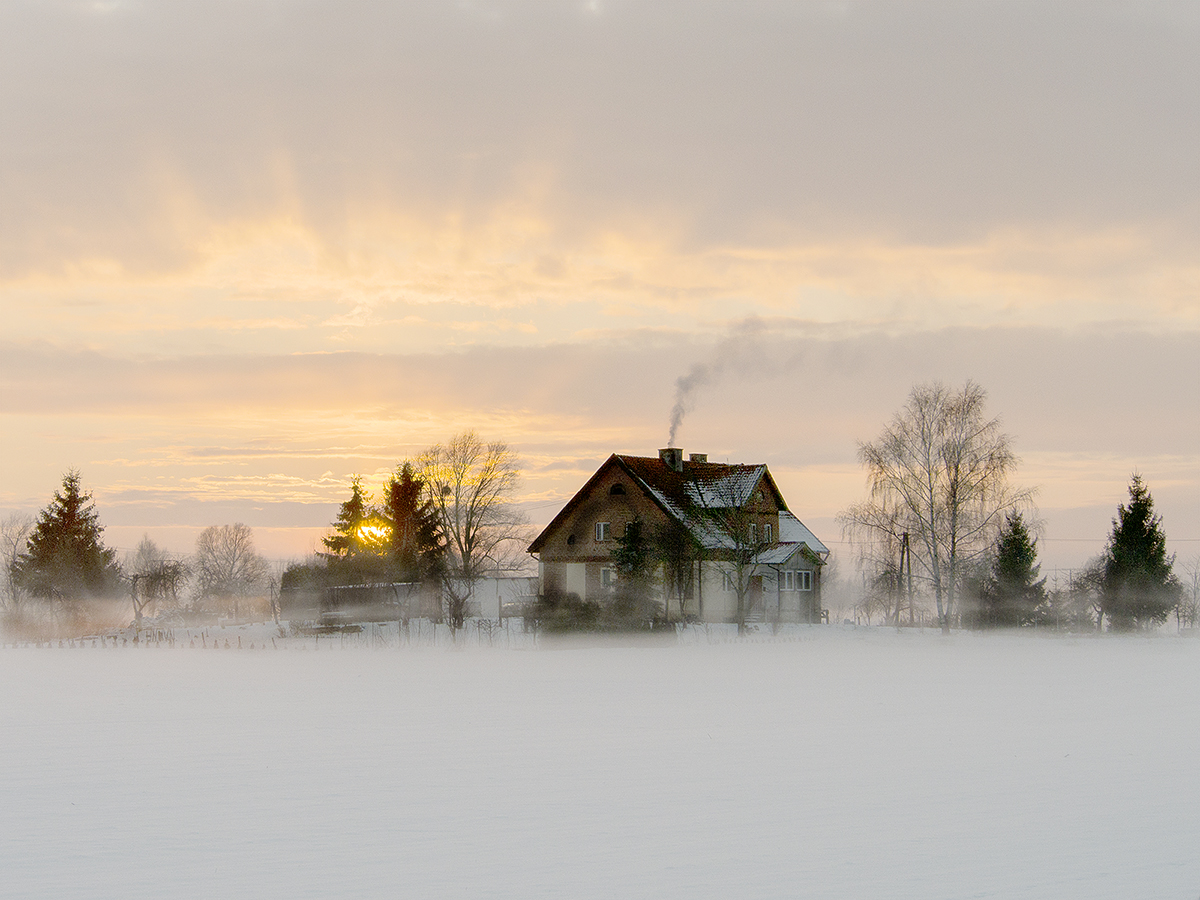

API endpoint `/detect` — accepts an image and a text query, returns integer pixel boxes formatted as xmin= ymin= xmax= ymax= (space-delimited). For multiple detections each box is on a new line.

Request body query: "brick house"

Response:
xmin=527 ymin=448 xmax=829 ymax=624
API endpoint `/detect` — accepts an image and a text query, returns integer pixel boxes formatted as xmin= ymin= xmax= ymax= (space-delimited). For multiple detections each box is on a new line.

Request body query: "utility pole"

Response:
xmin=901 ymin=533 xmax=914 ymax=626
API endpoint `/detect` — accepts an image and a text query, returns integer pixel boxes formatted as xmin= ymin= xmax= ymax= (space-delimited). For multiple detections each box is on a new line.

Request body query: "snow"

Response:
xmin=3 ymin=627 xmax=1198 ymax=899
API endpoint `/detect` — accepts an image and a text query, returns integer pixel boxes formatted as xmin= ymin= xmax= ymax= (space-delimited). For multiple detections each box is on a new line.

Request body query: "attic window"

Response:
xmin=595 ymin=522 xmax=611 ymax=542
xmin=609 ymin=484 xmax=626 ymax=495
xmin=567 ymin=534 xmax=576 ymax=546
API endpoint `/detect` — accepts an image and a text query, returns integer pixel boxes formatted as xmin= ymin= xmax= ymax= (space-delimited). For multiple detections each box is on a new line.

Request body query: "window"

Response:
xmin=748 ymin=523 xmax=757 ymax=543
xmin=566 ymin=534 xmax=576 ymax=546
xmin=609 ymin=484 xmax=626 ymax=495
xmin=764 ymin=522 xmax=772 ymax=543
xmin=595 ymin=521 xmax=611 ymax=542
xmin=601 ymin=567 xmax=616 ymax=588
xmin=722 ymin=571 xmax=736 ymax=592
xmin=798 ymin=570 xmax=812 ymax=591
xmin=782 ymin=570 xmax=794 ymax=591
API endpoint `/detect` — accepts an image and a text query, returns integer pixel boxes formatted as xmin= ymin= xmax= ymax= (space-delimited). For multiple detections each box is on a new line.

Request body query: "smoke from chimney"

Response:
xmin=667 ymin=361 xmax=720 ymax=447
xmin=666 ymin=318 xmax=772 ymax=446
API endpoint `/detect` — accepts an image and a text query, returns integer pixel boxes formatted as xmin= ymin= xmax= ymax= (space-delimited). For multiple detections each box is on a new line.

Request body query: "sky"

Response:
xmin=1 ymin=0 xmax=1197 ymax=578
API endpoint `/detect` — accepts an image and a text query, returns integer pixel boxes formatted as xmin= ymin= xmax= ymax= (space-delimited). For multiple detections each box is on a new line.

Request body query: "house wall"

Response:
xmin=536 ymin=465 xmax=671 ymax=603
xmin=693 ymin=559 xmax=822 ymax=625
xmin=697 ymin=563 xmax=734 ymax=622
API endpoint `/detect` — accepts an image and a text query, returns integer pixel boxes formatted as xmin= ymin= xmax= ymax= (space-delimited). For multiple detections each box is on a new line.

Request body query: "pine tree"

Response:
xmin=381 ymin=462 xmax=443 ymax=583
xmin=323 ymin=476 xmax=372 ymax=556
xmin=978 ymin=512 xmax=1045 ymax=627
xmin=323 ymin=476 xmax=390 ymax=584
xmin=17 ymin=471 xmax=122 ymax=604
xmin=1101 ymin=474 xmax=1179 ymax=630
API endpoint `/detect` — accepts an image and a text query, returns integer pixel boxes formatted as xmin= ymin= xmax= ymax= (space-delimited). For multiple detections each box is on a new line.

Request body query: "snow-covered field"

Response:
xmin=3 ymin=627 xmax=1198 ymax=900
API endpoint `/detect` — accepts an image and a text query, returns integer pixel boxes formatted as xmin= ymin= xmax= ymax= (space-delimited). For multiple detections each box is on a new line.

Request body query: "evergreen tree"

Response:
xmin=611 ymin=517 xmax=653 ymax=585
xmin=323 ymin=477 xmax=390 ymax=583
xmin=607 ymin=516 xmax=662 ymax=630
xmin=978 ymin=512 xmax=1045 ymax=627
xmin=1101 ymin=474 xmax=1179 ymax=630
xmin=16 ymin=470 xmax=122 ymax=604
xmin=323 ymin=476 xmax=373 ymax=556
xmin=381 ymin=462 xmax=443 ymax=583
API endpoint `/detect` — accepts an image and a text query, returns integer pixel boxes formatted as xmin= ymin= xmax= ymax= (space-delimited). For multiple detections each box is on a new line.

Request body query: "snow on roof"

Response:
xmin=778 ymin=510 xmax=829 ymax=556
xmin=682 ymin=466 xmax=765 ymax=510
xmin=528 ymin=452 xmax=828 ymax=561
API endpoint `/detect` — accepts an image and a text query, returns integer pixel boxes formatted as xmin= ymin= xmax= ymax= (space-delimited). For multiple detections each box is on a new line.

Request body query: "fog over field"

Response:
xmin=4 ymin=630 xmax=1198 ymax=899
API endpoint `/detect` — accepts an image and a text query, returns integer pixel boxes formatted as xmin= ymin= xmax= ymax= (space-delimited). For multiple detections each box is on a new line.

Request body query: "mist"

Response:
xmin=3 ymin=632 xmax=1198 ymax=898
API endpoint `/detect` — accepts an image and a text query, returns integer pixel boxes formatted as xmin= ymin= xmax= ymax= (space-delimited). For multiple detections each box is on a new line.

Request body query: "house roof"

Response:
xmin=779 ymin=510 xmax=829 ymax=556
xmin=528 ymin=452 xmax=828 ymax=562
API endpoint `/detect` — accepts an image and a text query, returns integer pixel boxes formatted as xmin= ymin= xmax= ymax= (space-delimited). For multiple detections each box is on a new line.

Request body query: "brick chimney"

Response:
xmin=659 ymin=447 xmax=684 ymax=472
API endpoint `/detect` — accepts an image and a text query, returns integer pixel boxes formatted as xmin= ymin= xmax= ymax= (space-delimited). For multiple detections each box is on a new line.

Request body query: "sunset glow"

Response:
xmin=1 ymin=1 xmax=1196 ymax=573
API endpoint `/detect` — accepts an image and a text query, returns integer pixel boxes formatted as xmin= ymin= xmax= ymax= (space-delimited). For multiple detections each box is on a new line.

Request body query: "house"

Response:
xmin=527 ymin=448 xmax=829 ymax=625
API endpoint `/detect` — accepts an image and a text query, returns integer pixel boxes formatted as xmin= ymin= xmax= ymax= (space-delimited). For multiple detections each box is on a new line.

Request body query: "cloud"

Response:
xmin=1 ymin=2 xmax=1196 ymax=297
xmin=2 ymin=3 xmax=1197 ymax=567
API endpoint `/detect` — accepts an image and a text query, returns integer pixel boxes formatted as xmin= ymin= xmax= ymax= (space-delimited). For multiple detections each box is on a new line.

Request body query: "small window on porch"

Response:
xmin=798 ymin=570 xmax=812 ymax=591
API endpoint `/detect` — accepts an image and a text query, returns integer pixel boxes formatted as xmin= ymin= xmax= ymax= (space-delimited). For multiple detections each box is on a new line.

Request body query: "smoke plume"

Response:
xmin=666 ymin=319 xmax=773 ymax=447
xmin=668 ymin=362 xmax=720 ymax=447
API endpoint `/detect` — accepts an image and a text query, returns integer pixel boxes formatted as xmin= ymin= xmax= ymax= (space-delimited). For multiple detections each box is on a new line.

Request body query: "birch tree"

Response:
xmin=1 ymin=513 xmax=34 ymax=614
xmin=843 ymin=381 xmax=1031 ymax=634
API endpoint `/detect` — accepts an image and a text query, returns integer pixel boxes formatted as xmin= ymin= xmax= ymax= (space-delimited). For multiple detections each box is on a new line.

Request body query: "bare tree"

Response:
xmin=126 ymin=535 xmax=190 ymax=625
xmin=842 ymin=381 xmax=1032 ymax=634
xmin=1 ymin=513 xmax=34 ymax=614
xmin=1175 ymin=555 xmax=1200 ymax=631
xmin=690 ymin=470 xmax=773 ymax=635
xmin=840 ymin=499 xmax=919 ymax=627
xmin=192 ymin=524 xmax=269 ymax=621
xmin=417 ymin=431 xmax=529 ymax=632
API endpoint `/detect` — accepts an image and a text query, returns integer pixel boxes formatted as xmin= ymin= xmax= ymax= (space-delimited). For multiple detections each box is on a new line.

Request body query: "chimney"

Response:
xmin=689 ymin=453 xmax=708 ymax=463
xmin=659 ymin=447 xmax=684 ymax=472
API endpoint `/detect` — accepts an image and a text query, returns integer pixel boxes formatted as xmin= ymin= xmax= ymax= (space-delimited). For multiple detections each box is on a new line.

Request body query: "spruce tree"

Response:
xmin=381 ymin=462 xmax=443 ymax=583
xmin=323 ymin=476 xmax=390 ymax=584
xmin=1101 ymin=474 xmax=1179 ymax=630
xmin=17 ymin=470 xmax=122 ymax=604
xmin=323 ymin=476 xmax=372 ymax=557
xmin=978 ymin=512 xmax=1045 ymax=627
